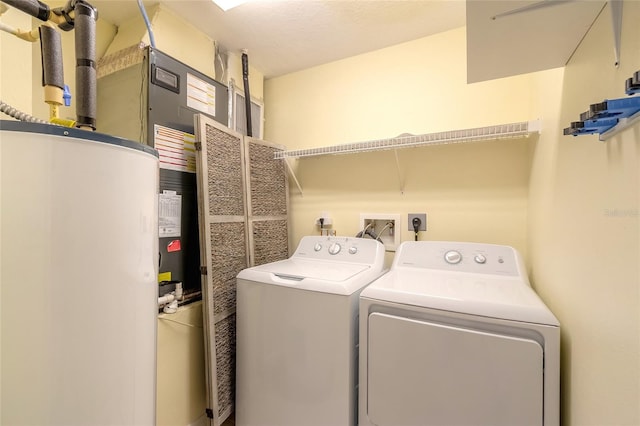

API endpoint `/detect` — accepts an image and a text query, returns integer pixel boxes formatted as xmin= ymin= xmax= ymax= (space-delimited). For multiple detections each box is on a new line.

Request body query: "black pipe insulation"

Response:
xmin=39 ymin=25 xmax=64 ymax=90
xmin=1 ymin=0 xmax=50 ymax=21
xmin=242 ymin=51 xmax=252 ymax=137
xmin=73 ymin=0 xmax=97 ymax=130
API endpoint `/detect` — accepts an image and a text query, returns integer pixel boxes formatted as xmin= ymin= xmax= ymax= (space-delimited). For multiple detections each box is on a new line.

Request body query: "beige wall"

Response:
xmin=157 ymin=302 xmax=207 ymax=426
xmin=265 ymin=27 xmax=532 ymax=149
xmin=265 ymin=27 xmax=536 ymax=264
xmin=104 ymin=4 xmax=217 ymax=81
xmin=529 ymin=2 xmax=640 ymax=425
xmin=0 ymin=5 xmax=34 ymax=114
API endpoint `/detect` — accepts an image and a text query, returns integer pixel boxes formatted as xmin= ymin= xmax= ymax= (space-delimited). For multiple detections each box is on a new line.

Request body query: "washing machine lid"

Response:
xmin=361 ymin=269 xmax=559 ymax=326
xmin=237 ymin=258 xmax=379 ymax=295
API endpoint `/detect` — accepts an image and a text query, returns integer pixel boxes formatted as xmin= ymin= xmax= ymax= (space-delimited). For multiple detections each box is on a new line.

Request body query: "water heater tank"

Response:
xmin=0 ymin=121 xmax=159 ymax=425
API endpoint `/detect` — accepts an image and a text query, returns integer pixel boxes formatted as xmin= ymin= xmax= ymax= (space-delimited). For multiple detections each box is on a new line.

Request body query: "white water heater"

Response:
xmin=0 ymin=121 xmax=159 ymax=425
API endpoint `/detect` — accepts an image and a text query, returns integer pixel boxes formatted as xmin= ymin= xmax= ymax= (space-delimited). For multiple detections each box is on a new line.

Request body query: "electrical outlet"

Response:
xmin=315 ymin=211 xmax=333 ymax=227
xmin=408 ymin=213 xmax=427 ymax=231
xmin=359 ymin=213 xmax=401 ymax=251
xmin=315 ymin=217 xmax=333 ymax=226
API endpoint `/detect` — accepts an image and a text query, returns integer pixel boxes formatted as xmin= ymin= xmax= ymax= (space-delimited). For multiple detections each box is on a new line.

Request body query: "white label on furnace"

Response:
xmin=159 ymin=191 xmax=181 ymax=238
xmin=187 ymin=73 xmax=216 ymax=116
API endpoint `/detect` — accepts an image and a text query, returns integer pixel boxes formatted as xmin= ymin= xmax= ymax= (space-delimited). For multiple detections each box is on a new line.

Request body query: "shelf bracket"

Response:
xmin=283 ymin=157 xmax=303 ymax=197
xmin=393 ymin=149 xmax=405 ymax=194
xmin=599 ymin=109 xmax=640 ymax=141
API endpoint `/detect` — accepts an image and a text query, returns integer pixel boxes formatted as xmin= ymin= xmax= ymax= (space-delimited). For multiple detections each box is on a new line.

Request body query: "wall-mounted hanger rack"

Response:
xmin=277 ymin=120 xmax=541 ymax=195
xmin=625 ymin=70 xmax=640 ymax=95
xmin=564 ymin=71 xmax=640 ymax=141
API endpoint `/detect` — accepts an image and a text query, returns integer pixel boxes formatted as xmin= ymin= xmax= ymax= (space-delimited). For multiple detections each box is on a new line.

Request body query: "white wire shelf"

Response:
xmin=274 ymin=120 xmax=541 ymax=160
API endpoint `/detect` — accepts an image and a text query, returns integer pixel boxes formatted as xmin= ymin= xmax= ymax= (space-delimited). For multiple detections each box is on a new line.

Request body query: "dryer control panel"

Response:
xmin=293 ymin=236 xmax=385 ymax=265
xmin=394 ymin=241 xmax=522 ymax=277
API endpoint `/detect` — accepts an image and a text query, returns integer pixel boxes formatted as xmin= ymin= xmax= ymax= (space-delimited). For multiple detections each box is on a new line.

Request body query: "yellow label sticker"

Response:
xmin=158 ymin=272 xmax=172 ymax=283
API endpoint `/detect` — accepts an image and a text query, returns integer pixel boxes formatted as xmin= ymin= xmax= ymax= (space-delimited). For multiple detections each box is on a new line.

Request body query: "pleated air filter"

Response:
xmin=206 ymin=125 xmax=245 ymax=216
xmin=251 ymin=219 xmax=288 ymax=266
xmin=245 ymin=138 xmax=289 ymax=266
xmin=195 ymin=114 xmax=289 ymax=425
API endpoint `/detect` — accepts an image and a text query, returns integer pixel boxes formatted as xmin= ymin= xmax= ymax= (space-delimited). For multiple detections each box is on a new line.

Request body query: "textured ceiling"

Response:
xmin=92 ymin=0 xmax=467 ymax=78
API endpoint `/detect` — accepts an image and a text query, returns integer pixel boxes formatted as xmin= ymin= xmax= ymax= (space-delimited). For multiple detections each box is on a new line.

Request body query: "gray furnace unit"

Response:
xmin=97 ymin=45 xmax=229 ymax=298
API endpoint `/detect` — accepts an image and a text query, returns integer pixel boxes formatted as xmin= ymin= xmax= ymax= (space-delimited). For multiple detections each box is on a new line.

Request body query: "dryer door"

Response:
xmin=367 ymin=313 xmax=543 ymax=426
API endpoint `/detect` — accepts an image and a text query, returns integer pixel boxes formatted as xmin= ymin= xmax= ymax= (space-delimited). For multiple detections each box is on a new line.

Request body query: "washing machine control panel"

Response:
xmin=396 ymin=241 xmax=522 ymax=277
xmin=293 ymin=236 xmax=385 ymax=265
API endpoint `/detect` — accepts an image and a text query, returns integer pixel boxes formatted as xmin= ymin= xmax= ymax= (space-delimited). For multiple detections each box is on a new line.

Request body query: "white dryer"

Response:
xmin=359 ymin=241 xmax=560 ymax=426
xmin=236 ymin=236 xmax=386 ymax=426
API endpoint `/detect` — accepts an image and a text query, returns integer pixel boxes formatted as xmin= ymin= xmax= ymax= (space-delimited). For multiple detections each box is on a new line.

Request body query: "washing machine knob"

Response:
xmin=444 ymin=250 xmax=462 ymax=264
xmin=474 ymin=254 xmax=487 ymax=264
xmin=348 ymin=246 xmax=358 ymax=254
xmin=314 ymin=243 xmax=323 ymax=252
xmin=328 ymin=242 xmax=342 ymax=255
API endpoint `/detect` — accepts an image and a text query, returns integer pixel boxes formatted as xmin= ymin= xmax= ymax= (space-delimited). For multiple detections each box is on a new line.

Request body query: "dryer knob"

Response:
xmin=444 ymin=250 xmax=462 ymax=264
xmin=314 ymin=243 xmax=323 ymax=252
xmin=328 ymin=242 xmax=342 ymax=255
xmin=348 ymin=246 xmax=358 ymax=254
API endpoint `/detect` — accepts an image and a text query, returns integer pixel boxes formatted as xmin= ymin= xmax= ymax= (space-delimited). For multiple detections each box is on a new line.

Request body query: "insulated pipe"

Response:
xmin=241 ymin=50 xmax=252 ymax=137
xmin=39 ymin=24 xmax=64 ymax=120
xmin=0 ymin=0 xmax=50 ymax=21
xmin=2 ymin=0 xmax=98 ymax=129
xmin=73 ymin=0 xmax=96 ymax=130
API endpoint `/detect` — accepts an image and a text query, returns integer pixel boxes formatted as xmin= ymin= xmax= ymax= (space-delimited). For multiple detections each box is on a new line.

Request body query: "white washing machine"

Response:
xmin=359 ymin=241 xmax=560 ymax=426
xmin=236 ymin=236 xmax=386 ymax=426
